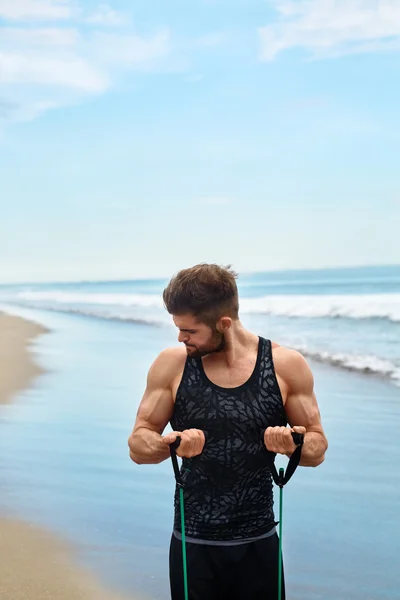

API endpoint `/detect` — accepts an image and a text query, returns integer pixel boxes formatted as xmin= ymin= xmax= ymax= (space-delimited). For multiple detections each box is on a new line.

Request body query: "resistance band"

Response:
xmin=169 ymin=430 xmax=304 ymax=600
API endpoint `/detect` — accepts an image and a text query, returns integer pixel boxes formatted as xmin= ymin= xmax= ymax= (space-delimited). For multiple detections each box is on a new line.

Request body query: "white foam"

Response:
xmin=50 ymin=307 xmax=169 ymax=327
xmin=0 ymin=302 xmax=169 ymax=328
xmin=294 ymin=345 xmax=400 ymax=384
xmin=8 ymin=291 xmax=400 ymax=322
xmin=240 ymin=293 xmax=400 ymax=322
xmin=15 ymin=291 xmax=164 ymax=308
xmin=2 ymin=296 xmax=400 ymax=385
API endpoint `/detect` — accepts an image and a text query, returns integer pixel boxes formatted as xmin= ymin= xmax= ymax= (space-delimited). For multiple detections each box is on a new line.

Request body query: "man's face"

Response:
xmin=173 ymin=314 xmax=225 ymax=358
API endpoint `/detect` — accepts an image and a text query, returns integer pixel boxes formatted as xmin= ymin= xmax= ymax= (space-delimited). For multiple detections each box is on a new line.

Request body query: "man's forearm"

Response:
xmin=297 ymin=432 xmax=328 ymax=467
xmin=128 ymin=427 xmax=170 ymax=465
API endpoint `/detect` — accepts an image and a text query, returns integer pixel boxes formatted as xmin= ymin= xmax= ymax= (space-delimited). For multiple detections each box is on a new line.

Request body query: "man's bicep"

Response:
xmin=285 ymin=389 xmax=324 ymax=433
xmin=284 ymin=352 xmax=324 ymax=432
xmin=133 ymin=359 xmax=175 ymax=435
xmin=134 ymin=385 xmax=174 ymax=435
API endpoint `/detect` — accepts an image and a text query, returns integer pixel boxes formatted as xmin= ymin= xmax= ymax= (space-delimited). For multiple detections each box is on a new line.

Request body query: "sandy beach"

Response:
xmin=0 ymin=312 xmax=48 ymax=405
xmin=0 ymin=519 xmax=133 ymax=600
xmin=0 ymin=312 xmax=133 ymax=600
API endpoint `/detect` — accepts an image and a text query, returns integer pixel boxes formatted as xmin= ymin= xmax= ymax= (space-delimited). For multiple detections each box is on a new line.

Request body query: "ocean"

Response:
xmin=0 ymin=264 xmax=399 ymax=599
xmin=1 ymin=264 xmax=399 ymax=386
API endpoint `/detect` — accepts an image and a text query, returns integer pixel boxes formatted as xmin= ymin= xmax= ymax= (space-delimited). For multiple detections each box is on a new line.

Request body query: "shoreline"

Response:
xmin=0 ymin=311 xmax=48 ymax=405
xmin=1 ymin=305 xmax=398 ymax=387
xmin=0 ymin=312 xmax=137 ymax=600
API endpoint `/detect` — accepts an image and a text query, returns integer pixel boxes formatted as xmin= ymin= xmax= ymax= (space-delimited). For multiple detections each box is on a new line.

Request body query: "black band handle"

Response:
xmin=263 ymin=429 xmax=304 ymax=447
xmin=169 ymin=437 xmax=183 ymax=486
xmin=291 ymin=431 xmax=304 ymax=446
xmin=170 ymin=430 xmax=304 ymax=490
xmin=266 ymin=429 xmax=305 ymax=488
xmin=169 ymin=435 xmax=203 ymax=488
xmin=170 ymin=437 xmax=181 ymax=452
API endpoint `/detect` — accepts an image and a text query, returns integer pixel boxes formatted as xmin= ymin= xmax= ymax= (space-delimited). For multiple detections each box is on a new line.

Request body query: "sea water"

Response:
xmin=1 ymin=265 xmax=399 ymax=386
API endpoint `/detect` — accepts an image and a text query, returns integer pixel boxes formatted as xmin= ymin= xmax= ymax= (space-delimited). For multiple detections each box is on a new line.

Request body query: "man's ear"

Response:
xmin=216 ymin=317 xmax=232 ymax=333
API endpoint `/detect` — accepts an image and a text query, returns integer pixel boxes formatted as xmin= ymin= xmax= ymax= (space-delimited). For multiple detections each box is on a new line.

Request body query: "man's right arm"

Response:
xmin=127 ymin=349 xmax=178 ymax=465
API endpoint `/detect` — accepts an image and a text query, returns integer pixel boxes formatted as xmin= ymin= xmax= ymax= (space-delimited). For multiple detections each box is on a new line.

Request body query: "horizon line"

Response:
xmin=0 ymin=262 xmax=399 ymax=287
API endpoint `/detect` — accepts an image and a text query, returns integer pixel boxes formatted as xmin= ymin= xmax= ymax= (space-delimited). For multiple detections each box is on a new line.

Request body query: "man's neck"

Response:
xmin=206 ymin=322 xmax=259 ymax=367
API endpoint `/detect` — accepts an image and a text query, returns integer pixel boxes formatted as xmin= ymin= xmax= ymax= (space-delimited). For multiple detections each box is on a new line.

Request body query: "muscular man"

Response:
xmin=128 ymin=264 xmax=328 ymax=599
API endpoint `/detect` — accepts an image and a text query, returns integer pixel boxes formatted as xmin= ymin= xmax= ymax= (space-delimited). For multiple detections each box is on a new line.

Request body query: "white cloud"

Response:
xmin=259 ymin=0 xmax=400 ymax=61
xmin=87 ymin=30 xmax=171 ymax=69
xmin=0 ymin=0 xmax=76 ymax=21
xmin=1 ymin=52 xmax=108 ymax=91
xmin=0 ymin=26 xmax=79 ymax=47
xmin=86 ymin=3 xmax=125 ymax=26
xmin=0 ymin=3 xmax=171 ymax=123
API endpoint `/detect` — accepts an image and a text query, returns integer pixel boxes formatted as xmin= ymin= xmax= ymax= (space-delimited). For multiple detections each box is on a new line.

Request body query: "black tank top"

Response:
xmin=170 ymin=336 xmax=287 ymax=542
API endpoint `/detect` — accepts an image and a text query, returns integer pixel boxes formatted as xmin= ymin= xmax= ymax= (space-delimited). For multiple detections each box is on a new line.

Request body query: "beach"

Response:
xmin=0 ymin=312 xmax=135 ymax=600
xmin=0 ymin=265 xmax=399 ymax=600
xmin=0 ymin=313 xmax=48 ymax=406
xmin=0 ymin=519 xmax=136 ymax=600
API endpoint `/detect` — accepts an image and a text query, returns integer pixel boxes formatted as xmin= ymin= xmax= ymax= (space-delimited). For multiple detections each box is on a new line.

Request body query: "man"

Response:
xmin=128 ymin=264 xmax=328 ymax=600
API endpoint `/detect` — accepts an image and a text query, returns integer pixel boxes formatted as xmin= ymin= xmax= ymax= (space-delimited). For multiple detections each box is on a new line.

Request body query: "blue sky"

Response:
xmin=0 ymin=0 xmax=399 ymax=283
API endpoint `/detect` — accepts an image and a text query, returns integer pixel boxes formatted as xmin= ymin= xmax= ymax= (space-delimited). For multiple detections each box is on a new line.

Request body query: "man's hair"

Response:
xmin=163 ymin=263 xmax=239 ymax=326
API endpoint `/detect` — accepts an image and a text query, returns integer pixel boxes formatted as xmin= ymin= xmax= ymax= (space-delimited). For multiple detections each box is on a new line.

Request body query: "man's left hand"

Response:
xmin=264 ymin=425 xmax=306 ymax=456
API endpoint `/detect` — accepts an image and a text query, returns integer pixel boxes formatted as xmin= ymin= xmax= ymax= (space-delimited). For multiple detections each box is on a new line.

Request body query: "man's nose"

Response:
xmin=178 ymin=331 xmax=188 ymax=343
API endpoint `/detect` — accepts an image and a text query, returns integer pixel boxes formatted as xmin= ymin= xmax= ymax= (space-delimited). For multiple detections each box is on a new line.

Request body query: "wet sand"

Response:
xmin=0 ymin=519 xmax=133 ymax=600
xmin=0 ymin=312 xmax=136 ymax=600
xmin=0 ymin=312 xmax=48 ymax=405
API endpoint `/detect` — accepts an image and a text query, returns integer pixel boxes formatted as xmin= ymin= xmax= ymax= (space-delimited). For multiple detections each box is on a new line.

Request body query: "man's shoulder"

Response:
xmin=158 ymin=346 xmax=187 ymax=364
xmin=271 ymin=343 xmax=313 ymax=387
xmin=271 ymin=342 xmax=306 ymax=364
xmin=152 ymin=346 xmax=187 ymax=372
xmin=147 ymin=346 xmax=187 ymax=388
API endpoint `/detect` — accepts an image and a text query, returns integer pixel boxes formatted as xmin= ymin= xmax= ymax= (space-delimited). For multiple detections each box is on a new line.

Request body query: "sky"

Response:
xmin=0 ymin=0 xmax=399 ymax=283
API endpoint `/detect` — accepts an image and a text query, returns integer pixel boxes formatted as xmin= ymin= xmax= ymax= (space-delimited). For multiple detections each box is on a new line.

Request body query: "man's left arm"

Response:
xmin=265 ymin=349 xmax=328 ymax=467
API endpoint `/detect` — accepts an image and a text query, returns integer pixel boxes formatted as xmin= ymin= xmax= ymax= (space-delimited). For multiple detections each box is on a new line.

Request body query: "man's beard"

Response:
xmin=186 ymin=330 xmax=226 ymax=358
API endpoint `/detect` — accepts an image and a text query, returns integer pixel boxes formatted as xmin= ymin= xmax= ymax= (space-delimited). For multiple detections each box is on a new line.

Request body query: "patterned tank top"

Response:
xmin=170 ymin=336 xmax=287 ymax=542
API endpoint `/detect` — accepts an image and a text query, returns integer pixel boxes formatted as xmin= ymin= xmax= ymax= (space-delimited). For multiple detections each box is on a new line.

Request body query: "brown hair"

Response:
xmin=163 ymin=263 xmax=239 ymax=326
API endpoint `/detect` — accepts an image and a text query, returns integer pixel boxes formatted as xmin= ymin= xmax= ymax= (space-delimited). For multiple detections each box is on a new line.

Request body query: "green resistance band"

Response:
xmin=269 ymin=433 xmax=304 ymax=600
xmin=169 ymin=438 xmax=189 ymax=600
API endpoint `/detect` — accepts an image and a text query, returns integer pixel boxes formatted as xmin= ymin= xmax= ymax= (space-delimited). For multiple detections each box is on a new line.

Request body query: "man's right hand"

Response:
xmin=163 ymin=429 xmax=205 ymax=458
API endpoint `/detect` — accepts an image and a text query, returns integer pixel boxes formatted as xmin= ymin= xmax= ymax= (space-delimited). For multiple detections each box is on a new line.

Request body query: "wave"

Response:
xmin=0 ymin=302 xmax=168 ymax=327
xmin=47 ymin=307 xmax=167 ymax=327
xmin=293 ymin=345 xmax=400 ymax=385
xmin=4 ymin=291 xmax=400 ymax=322
xmin=1 ymin=298 xmax=399 ymax=385
xmin=15 ymin=291 xmax=164 ymax=308
xmin=240 ymin=293 xmax=400 ymax=322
